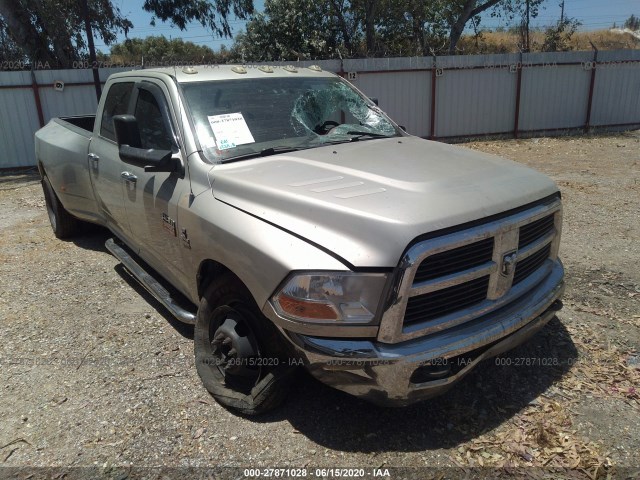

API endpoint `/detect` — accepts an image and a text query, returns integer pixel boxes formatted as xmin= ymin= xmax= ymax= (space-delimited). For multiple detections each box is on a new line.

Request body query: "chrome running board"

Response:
xmin=105 ymin=238 xmax=196 ymax=325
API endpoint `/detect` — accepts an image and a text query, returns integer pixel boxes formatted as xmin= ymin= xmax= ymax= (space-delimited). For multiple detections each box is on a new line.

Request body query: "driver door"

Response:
xmin=121 ymin=80 xmax=189 ymax=291
xmin=89 ymin=81 xmax=135 ymax=243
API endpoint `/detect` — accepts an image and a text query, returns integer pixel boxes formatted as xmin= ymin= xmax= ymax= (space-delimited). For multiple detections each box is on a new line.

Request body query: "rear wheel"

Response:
xmin=194 ymin=274 xmax=296 ymax=415
xmin=41 ymin=175 xmax=81 ymax=239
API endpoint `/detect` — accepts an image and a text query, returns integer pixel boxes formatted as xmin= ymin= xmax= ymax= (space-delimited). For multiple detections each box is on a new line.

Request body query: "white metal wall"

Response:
xmin=0 ymin=67 xmax=129 ymax=169
xmin=1 ymin=51 xmax=639 ymax=169
xmin=352 ymin=70 xmax=433 ymax=137
xmin=590 ymin=50 xmax=640 ymax=126
xmin=0 ymin=71 xmax=41 ymax=168
xmin=518 ymin=51 xmax=592 ymax=132
xmin=432 ymin=54 xmax=515 ymax=137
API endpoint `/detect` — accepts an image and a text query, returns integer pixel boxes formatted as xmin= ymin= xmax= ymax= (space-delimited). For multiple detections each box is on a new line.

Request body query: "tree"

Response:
xmin=328 ymin=0 xmax=358 ymax=54
xmin=109 ymin=36 xmax=219 ymax=65
xmin=541 ymin=16 xmax=580 ymax=52
xmin=0 ymin=0 xmax=254 ymax=68
xmin=0 ymin=0 xmax=132 ymax=68
xmin=0 ymin=17 xmax=24 ymax=64
xmin=445 ymin=0 xmax=543 ymax=54
xmin=142 ymin=0 xmax=254 ymax=38
xmin=231 ymin=0 xmax=547 ymax=59
xmin=234 ymin=0 xmax=454 ymax=59
xmin=352 ymin=0 xmax=379 ymax=55
xmin=234 ymin=0 xmax=349 ymax=61
xmin=375 ymin=0 xmax=449 ymax=56
xmin=624 ymin=14 xmax=640 ymax=31
xmin=446 ymin=0 xmax=501 ymax=54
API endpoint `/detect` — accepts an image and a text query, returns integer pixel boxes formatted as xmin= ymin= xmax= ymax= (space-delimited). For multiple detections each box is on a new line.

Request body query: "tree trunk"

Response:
xmin=329 ymin=0 xmax=354 ymax=53
xmin=364 ymin=0 xmax=377 ymax=56
xmin=448 ymin=0 xmax=502 ymax=55
xmin=410 ymin=5 xmax=426 ymax=56
xmin=448 ymin=0 xmax=476 ymax=54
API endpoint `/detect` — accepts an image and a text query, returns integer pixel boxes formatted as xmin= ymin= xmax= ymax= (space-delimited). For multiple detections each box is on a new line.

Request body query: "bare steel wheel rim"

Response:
xmin=208 ymin=307 xmax=262 ymax=392
xmin=44 ymin=184 xmax=57 ymax=230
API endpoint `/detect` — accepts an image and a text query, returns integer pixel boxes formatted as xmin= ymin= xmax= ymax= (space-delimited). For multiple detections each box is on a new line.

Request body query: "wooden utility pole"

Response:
xmin=525 ymin=0 xmax=530 ymax=52
xmin=80 ymin=0 xmax=101 ymax=100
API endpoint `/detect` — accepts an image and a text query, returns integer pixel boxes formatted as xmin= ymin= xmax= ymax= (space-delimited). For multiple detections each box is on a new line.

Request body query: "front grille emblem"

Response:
xmin=501 ymin=251 xmax=518 ymax=276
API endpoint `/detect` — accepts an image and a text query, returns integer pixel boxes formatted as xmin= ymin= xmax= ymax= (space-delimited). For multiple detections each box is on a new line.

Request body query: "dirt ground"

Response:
xmin=0 ymin=133 xmax=638 ymax=479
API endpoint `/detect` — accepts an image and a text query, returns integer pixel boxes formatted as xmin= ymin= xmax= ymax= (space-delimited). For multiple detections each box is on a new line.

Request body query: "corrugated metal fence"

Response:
xmin=1 ymin=50 xmax=639 ymax=169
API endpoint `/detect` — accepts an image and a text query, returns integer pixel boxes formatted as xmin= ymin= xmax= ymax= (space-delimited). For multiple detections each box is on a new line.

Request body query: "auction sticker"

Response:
xmin=207 ymin=112 xmax=255 ymax=150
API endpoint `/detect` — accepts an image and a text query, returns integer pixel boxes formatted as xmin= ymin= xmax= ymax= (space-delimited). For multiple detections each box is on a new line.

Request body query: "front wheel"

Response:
xmin=41 ymin=175 xmax=81 ymax=239
xmin=194 ymin=274 xmax=296 ymax=415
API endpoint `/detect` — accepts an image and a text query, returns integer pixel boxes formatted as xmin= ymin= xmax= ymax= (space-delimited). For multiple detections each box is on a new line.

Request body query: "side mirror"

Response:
xmin=399 ymin=125 xmax=407 ymax=132
xmin=113 ymin=114 xmax=141 ymax=148
xmin=113 ymin=114 xmax=177 ymax=173
xmin=370 ymin=97 xmax=379 ymax=106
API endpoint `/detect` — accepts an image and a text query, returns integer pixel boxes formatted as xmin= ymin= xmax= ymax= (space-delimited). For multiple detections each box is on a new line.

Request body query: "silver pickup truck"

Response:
xmin=35 ymin=65 xmax=564 ymax=414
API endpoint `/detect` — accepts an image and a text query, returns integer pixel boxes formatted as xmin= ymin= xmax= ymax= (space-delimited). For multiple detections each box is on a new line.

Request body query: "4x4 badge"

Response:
xmin=162 ymin=213 xmax=177 ymax=236
xmin=501 ymin=251 xmax=518 ymax=276
xmin=180 ymin=228 xmax=191 ymax=249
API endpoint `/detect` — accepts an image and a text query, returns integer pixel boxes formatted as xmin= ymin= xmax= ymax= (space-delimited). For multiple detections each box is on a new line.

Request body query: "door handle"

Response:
xmin=121 ymin=171 xmax=137 ymax=183
xmin=88 ymin=153 xmax=99 ymax=167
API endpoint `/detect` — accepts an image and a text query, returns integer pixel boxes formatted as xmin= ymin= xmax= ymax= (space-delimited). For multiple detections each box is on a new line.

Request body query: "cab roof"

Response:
xmin=108 ymin=64 xmax=337 ymax=83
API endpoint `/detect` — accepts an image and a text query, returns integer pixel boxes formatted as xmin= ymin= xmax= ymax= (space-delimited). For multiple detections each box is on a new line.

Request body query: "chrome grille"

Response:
xmin=413 ymin=238 xmax=494 ymax=283
xmin=404 ymin=275 xmax=490 ymax=324
xmin=513 ymin=243 xmax=552 ymax=285
xmin=519 ymin=214 xmax=555 ymax=248
xmin=377 ymin=195 xmax=562 ymax=344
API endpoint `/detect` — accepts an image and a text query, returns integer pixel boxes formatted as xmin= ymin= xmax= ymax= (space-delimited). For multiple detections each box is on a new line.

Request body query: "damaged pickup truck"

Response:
xmin=35 ymin=65 xmax=564 ymax=414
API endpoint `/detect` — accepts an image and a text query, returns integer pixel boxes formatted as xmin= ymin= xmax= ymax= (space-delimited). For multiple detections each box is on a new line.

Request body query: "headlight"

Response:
xmin=272 ymin=272 xmax=388 ymax=324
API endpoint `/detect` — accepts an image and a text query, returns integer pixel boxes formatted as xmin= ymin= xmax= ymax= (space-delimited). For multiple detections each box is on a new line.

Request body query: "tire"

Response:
xmin=194 ymin=274 xmax=297 ymax=415
xmin=41 ymin=175 xmax=80 ymax=239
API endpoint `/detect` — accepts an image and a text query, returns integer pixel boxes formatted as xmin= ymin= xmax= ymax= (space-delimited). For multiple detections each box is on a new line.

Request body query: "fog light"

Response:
xmin=410 ymin=360 xmax=452 ymax=383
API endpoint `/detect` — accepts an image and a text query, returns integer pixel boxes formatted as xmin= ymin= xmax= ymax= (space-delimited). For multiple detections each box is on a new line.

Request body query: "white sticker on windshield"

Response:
xmin=207 ymin=113 xmax=255 ymax=150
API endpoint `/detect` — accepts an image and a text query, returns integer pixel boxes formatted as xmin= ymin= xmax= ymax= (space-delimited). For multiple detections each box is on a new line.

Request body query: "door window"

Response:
xmin=134 ymin=89 xmax=172 ymax=150
xmin=100 ymin=82 xmax=134 ymax=141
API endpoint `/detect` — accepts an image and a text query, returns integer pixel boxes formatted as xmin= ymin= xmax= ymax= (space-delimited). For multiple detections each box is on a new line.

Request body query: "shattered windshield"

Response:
xmin=181 ymin=76 xmax=399 ymax=162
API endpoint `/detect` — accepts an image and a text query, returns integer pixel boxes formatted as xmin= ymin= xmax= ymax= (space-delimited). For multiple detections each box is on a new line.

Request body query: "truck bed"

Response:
xmin=58 ymin=115 xmax=96 ymax=135
xmin=35 ymin=116 xmax=100 ymax=222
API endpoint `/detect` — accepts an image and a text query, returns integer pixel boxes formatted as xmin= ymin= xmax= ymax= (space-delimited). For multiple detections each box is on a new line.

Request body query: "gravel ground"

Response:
xmin=0 ymin=133 xmax=638 ymax=479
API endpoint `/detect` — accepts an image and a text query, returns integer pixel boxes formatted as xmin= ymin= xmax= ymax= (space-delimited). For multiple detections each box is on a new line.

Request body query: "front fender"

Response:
xmin=179 ymin=192 xmax=349 ymax=309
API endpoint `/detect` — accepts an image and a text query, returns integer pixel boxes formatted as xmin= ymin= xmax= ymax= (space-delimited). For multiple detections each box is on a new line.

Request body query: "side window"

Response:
xmin=100 ymin=82 xmax=134 ymax=141
xmin=134 ymin=88 xmax=172 ymax=150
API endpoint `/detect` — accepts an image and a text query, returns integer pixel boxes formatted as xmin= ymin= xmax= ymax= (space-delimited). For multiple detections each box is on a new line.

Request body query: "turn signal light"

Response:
xmin=276 ymin=294 xmax=339 ymax=320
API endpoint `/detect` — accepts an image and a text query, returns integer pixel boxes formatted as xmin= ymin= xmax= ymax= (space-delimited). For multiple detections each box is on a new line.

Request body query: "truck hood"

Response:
xmin=210 ymin=137 xmax=558 ymax=267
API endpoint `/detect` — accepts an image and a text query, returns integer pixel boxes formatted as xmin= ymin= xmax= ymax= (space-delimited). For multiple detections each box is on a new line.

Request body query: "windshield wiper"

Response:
xmin=319 ymin=131 xmax=392 ymax=146
xmin=225 ymin=146 xmax=310 ymax=162
xmin=344 ymin=131 xmax=392 ymax=141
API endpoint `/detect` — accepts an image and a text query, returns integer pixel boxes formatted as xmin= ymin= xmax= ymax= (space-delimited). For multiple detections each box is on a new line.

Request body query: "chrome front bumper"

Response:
xmin=283 ymin=261 xmax=564 ymax=406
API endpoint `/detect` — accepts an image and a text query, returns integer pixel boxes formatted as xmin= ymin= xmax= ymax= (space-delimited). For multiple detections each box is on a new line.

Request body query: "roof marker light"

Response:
xmin=258 ymin=65 xmax=274 ymax=73
xmin=231 ymin=66 xmax=247 ymax=74
xmin=308 ymin=65 xmax=322 ymax=72
xmin=182 ymin=66 xmax=198 ymax=74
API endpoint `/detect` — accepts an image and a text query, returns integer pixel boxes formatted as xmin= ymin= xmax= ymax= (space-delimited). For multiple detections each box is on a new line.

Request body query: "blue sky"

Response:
xmin=97 ymin=0 xmax=639 ymax=52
